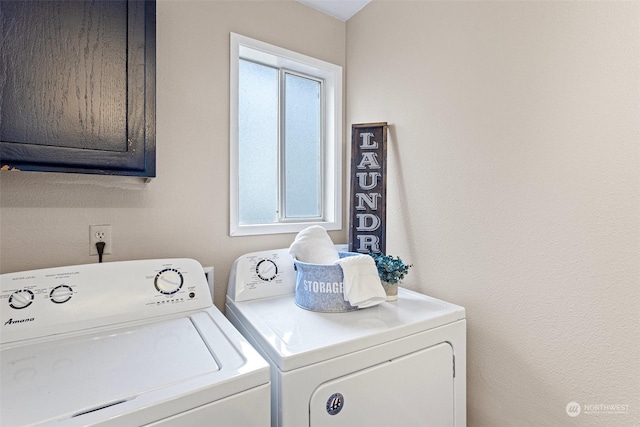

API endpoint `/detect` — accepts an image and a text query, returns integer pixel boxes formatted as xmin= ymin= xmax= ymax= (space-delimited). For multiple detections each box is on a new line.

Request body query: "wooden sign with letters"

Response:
xmin=348 ymin=123 xmax=387 ymax=254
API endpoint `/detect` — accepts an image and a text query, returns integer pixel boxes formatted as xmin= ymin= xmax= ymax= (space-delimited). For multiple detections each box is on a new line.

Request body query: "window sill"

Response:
xmin=230 ymin=220 xmax=341 ymax=237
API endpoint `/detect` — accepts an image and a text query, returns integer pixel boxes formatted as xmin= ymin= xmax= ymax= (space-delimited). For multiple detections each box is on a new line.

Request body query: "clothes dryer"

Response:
xmin=226 ymin=248 xmax=466 ymax=427
xmin=1 ymin=259 xmax=270 ymax=426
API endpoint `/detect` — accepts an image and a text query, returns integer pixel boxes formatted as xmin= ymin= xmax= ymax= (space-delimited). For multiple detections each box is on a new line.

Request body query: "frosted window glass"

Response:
xmin=238 ymin=60 xmax=278 ymax=224
xmin=284 ymin=73 xmax=321 ymax=218
xmin=230 ymin=34 xmax=342 ymax=236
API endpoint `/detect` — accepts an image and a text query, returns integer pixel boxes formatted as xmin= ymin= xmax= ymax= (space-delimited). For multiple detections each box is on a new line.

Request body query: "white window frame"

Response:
xmin=229 ymin=33 xmax=342 ymax=236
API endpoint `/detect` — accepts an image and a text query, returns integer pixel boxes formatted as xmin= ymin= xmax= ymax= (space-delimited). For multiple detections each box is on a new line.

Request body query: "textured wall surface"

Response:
xmin=347 ymin=1 xmax=639 ymax=426
xmin=0 ymin=0 xmax=347 ymax=311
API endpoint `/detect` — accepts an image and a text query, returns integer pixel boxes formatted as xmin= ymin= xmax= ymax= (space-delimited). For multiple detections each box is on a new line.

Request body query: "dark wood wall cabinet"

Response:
xmin=0 ymin=0 xmax=156 ymax=177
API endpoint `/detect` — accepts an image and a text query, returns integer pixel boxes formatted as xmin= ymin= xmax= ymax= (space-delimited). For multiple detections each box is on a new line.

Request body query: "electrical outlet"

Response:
xmin=89 ymin=225 xmax=112 ymax=255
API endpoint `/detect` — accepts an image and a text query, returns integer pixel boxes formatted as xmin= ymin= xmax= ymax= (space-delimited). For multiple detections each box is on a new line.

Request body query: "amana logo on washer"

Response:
xmin=4 ymin=317 xmax=35 ymax=326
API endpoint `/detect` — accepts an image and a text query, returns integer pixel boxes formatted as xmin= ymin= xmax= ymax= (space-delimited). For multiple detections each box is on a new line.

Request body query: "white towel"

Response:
xmin=334 ymin=255 xmax=386 ymax=308
xmin=289 ymin=225 xmax=340 ymax=265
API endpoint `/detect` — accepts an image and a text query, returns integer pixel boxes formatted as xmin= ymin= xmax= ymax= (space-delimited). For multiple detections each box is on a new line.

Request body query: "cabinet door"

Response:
xmin=309 ymin=342 xmax=455 ymax=427
xmin=0 ymin=0 xmax=155 ymax=177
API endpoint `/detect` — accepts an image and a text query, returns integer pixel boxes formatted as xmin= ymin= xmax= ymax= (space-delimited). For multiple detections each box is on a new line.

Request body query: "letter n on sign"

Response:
xmin=348 ymin=123 xmax=387 ymax=254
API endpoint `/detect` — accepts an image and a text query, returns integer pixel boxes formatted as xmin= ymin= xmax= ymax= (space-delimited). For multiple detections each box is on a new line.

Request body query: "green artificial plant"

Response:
xmin=369 ymin=253 xmax=412 ymax=284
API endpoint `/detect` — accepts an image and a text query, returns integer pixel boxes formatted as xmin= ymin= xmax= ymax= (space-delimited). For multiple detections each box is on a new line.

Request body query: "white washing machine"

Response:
xmin=225 ymin=248 xmax=466 ymax=427
xmin=1 ymin=259 xmax=270 ymax=426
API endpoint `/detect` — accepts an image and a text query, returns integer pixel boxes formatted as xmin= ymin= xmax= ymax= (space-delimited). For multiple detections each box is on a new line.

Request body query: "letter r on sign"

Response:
xmin=356 ymin=235 xmax=380 ymax=253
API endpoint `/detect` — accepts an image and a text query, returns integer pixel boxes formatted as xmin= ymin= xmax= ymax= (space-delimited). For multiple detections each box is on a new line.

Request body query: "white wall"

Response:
xmin=0 ymin=0 xmax=347 ymax=311
xmin=347 ymin=1 xmax=639 ymax=426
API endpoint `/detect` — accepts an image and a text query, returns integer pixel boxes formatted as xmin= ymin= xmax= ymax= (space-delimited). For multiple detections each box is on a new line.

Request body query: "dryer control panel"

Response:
xmin=0 ymin=259 xmax=211 ymax=344
xmin=227 ymin=249 xmax=297 ymax=302
xmin=227 ymin=245 xmax=348 ymax=302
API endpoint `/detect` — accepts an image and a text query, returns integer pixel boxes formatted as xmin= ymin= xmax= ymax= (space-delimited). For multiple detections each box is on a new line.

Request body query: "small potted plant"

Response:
xmin=369 ymin=253 xmax=412 ymax=301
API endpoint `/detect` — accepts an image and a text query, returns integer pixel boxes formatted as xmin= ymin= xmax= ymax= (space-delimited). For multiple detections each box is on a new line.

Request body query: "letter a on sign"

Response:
xmin=349 ymin=123 xmax=387 ymax=254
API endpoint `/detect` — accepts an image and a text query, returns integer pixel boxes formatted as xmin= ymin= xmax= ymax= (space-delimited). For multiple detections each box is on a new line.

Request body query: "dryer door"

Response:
xmin=309 ymin=342 xmax=454 ymax=427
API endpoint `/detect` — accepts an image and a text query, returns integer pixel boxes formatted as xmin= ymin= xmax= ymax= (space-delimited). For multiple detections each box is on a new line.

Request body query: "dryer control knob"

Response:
xmin=50 ymin=285 xmax=73 ymax=304
xmin=256 ymin=259 xmax=278 ymax=281
xmin=9 ymin=289 xmax=35 ymax=309
xmin=155 ymin=269 xmax=184 ymax=295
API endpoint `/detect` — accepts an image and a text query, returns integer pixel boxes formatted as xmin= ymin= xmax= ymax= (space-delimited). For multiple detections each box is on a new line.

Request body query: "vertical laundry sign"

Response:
xmin=349 ymin=123 xmax=387 ymax=254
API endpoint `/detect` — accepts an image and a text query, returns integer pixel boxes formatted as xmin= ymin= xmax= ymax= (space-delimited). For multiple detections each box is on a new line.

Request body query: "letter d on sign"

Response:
xmin=356 ymin=213 xmax=380 ymax=231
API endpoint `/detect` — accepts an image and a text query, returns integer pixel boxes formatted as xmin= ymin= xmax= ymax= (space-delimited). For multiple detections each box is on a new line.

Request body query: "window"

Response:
xmin=230 ymin=33 xmax=342 ymax=236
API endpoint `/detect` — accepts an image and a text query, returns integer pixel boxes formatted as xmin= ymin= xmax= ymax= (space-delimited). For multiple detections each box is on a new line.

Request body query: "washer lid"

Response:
xmin=1 ymin=314 xmax=233 ymax=426
xmin=227 ymin=287 xmax=465 ymax=372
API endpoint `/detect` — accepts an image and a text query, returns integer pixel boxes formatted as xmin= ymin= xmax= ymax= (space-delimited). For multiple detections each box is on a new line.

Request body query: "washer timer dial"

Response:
xmin=256 ymin=259 xmax=278 ymax=281
xmin=154 ymin=268 xmax=184 ymax=295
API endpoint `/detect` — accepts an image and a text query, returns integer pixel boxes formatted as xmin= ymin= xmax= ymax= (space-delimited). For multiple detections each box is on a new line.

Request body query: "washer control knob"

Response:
xmin=50 ymin=285 xmax=73 ymax=304
xmin=9 ymin=289 xmax=35 ymax=309
xmin=155 ymin=269 xmax=184 ymax=295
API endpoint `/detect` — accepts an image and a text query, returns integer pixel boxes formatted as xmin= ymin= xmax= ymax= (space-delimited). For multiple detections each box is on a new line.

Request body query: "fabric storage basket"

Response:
xmin=294 ymin=252 xmax=359 ymax=313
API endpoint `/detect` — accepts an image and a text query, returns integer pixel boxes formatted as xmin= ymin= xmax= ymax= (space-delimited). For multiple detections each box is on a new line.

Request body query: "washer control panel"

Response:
xmin=1 ymin=259 xmax=211 ymax=344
